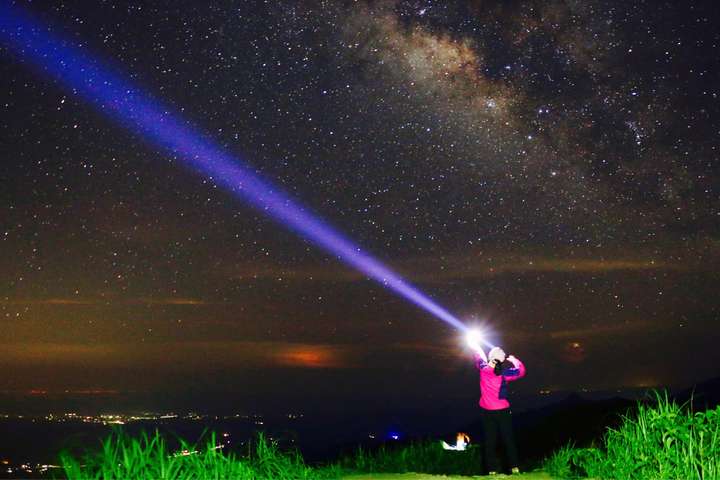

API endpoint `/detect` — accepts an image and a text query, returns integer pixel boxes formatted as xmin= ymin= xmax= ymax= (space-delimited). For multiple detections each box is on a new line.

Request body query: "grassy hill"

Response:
xmin=56 ymin=391 xmax=718 ymax=479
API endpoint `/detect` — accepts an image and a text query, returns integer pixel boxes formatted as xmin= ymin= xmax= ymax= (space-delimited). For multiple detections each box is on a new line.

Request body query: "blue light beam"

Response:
xmin=0 ymin=5 xmax=470 ymax=333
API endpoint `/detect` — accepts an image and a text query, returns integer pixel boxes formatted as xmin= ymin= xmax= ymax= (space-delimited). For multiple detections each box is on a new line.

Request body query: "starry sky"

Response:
xmin=1 ymin=0 xmax=719 ymax=411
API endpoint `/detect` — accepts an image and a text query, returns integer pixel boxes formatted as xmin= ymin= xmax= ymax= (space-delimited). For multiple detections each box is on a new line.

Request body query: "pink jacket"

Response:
xmin=475 ymin=354 xmax=526 ymax=410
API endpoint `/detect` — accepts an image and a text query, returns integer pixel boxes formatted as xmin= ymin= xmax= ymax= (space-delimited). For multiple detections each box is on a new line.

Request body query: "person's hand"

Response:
xmin=507 ymin=355 xmax=517 ymax=362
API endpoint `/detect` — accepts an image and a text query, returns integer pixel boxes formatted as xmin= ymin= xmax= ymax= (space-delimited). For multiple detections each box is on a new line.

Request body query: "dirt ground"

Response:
xmin=341 ymin=472 xmax=554 ymax=479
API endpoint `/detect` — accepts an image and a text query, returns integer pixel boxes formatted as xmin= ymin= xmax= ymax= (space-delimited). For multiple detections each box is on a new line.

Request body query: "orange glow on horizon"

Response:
xmin=274 ymin=347 xmax=346 ymax=368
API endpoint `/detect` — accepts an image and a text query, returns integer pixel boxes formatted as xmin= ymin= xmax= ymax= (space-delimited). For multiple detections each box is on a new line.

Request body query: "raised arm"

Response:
xmin=502 ymin=355 xmax=526 ymax=381
xmin=474 ymin=348 xmax=488 ymax=370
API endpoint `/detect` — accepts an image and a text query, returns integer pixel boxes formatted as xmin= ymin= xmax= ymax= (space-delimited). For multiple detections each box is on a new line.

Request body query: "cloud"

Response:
xmin=0 ymin=343 xmax=120 ymax=363
xmin=0 ymin=297 xmax=208 ymax=306
xmin=0 ymin=339 xmax=469 ymax=371
xmin=0 ymin=298 xmax=100 ymax=306
xmin=0 ymin=341 xmax=358 ymax=370
xmin=132 ymin=297 xmax=207 ymax=306
xmin=214 ymin=249 xmax=693 ymax=287
xmin=271 ymin=345 xmax=350 ymax=368
xmin=546 ymin=320 xmax=655 ymax=340
xmin=24 ymin=388 xmax=120 ymax=396
xmin=409 ymin=256 xmax=677 ymax=284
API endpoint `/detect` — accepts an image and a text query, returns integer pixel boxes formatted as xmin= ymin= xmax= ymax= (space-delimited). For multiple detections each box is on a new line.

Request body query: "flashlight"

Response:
xmin=466 ymin=329 xmax=484 ymax=352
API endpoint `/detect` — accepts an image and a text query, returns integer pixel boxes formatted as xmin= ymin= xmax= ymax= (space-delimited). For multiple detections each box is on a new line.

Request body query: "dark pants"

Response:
xmin=481 ymin=408 xmax=519 ymax=473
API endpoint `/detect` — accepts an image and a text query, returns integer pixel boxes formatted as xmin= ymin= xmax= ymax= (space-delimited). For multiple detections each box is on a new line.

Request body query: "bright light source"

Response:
xmin=466 ymin=329 xmax=484 ymax=351
xmin=465 ymin=326 xmax=495 ymax=350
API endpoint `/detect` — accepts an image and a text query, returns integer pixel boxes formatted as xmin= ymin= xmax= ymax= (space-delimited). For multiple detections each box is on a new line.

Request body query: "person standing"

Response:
xmin=472 ymin=345 xmax=526 ymax=475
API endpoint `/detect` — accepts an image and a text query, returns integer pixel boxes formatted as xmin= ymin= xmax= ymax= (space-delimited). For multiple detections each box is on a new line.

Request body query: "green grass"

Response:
xmin=59 ymin=430 xmax=346 ymax=479
xmin=541 ymin=443 xmax=575 ymax=478
xmin=58 ymin=430 xmax=486 ymax=479
xmin=337 ymin=440 xmax=485 ymax=476
xmin=58 ymin=430 xmax=494 ymax=478
xmin=58 ymin=391 xmax=720 ymax=479
xmin=543 ymin=391 xmax=720 ymax=479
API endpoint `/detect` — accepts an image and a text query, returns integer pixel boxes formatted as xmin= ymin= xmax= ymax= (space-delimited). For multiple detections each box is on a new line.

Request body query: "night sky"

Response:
xmin=1 ymin=0 xmax=719 ymax=411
